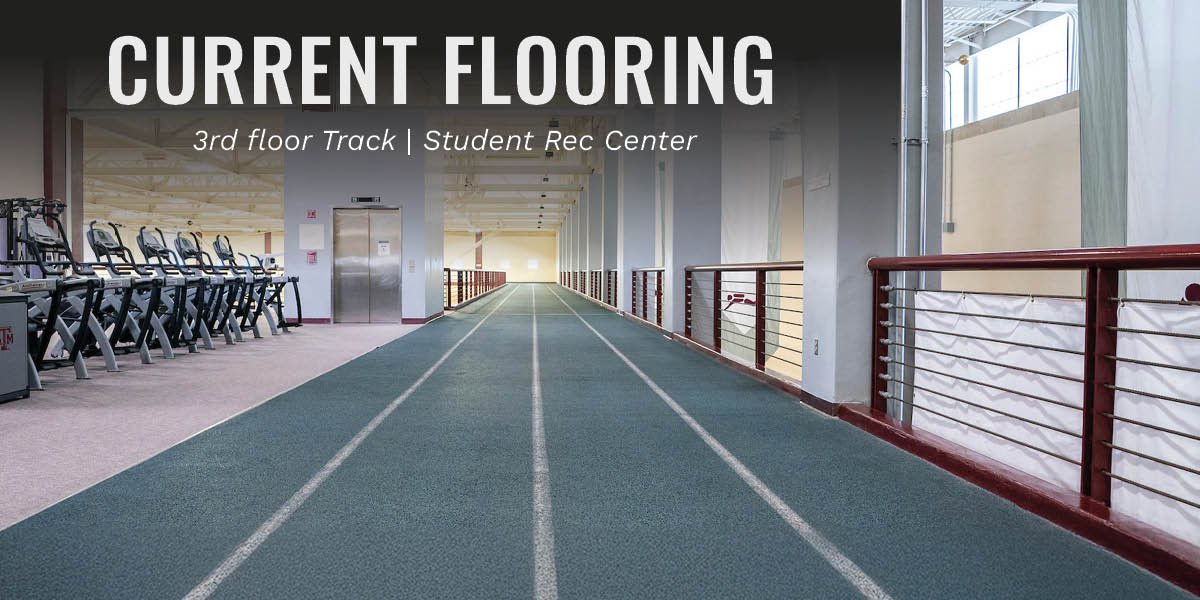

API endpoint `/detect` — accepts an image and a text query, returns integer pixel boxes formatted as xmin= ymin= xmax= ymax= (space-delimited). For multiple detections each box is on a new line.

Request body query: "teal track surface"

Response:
xmin=0 ymin=284 xmax=1192 ymax=599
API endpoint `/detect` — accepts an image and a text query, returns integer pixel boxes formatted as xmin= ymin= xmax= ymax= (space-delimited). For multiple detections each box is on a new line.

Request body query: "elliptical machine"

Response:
xmin=211 ymin=235 xmax=300 ymax=337
xmin=173 ymin=231 xmax=242 ymax=344
xmin=2 ymin=199 xmax=123 ymax=382
xmin=135 ymin=226 xmax=207 ymax=352
xmin=86 ymin=221 xmax=182 ymax=361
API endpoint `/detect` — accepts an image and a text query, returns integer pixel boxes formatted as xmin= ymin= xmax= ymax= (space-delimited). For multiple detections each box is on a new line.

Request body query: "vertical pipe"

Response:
xmin=1082 ymin=266 xmax=1119 ymax=504
xmin=870 ymin=269 xmax=892 ymax=412
xmin=754 ymin=270 xmax=766 ymax=371
xmin=919 ymin=0 xmax=930 ymax=264
xmin=713 ymin=271 xmax=722 ymax=352
xmin=655 ymin=270 xmax=663 ymax=326
xmin=684 ymin=270 xmax=693 ymax=338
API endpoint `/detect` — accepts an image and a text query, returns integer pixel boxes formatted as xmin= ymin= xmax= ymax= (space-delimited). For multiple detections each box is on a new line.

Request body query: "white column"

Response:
xmin=616 ymin=109 xmax=656 ymax=312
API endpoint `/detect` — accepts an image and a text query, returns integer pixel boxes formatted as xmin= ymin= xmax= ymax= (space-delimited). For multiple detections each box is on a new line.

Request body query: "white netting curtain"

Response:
xmin=719 ymin=129 xmax=771 ymax=363
xmin=1126 ymin=0 xmax=1200 ymax=300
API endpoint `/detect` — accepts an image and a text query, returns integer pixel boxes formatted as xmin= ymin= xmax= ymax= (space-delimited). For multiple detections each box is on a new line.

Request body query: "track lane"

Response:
xmin=536 ymin=285 xmax=867 ymax=599
xmin=200 ymin=285 xmax=538 ymax=599
xmin=0 ymin=290 xmax=515 ymax=600
xmin=554 ymin=285 xmax=1193 ymax=599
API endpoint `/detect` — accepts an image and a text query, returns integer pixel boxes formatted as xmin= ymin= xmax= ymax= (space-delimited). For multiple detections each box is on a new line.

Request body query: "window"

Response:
xmin=948 ymin=14 xmax=1076 ymax=129
xmin=944 ymin=62 xmax=966 ymax=130
xmin=975 ymin=35 xmax=1020 ymax=121
xmin=1018 ymin=15 xmax=1072 ymax=107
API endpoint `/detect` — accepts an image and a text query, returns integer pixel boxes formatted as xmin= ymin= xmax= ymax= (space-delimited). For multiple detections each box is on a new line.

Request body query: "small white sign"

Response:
xmin=298 ymin=223 xmax=325 ymax=250
xmin=377 ymin=240 xmax=391 ymax=256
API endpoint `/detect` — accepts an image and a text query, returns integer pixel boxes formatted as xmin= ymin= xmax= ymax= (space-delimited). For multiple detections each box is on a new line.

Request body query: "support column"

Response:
xmin=616 ymin=109 xmax=656 ymax=313
xmin=665 ymin=106 xmax=722 ymax=332
xmin=474 ymin=231 xmax=483 ymax=269
xmin=43 ymin=61 xmax=77 ymax=250
xmin=588 ymin=169 xmax=604 ymax=294
xmin=1080 ymin=0 xmax=1127 ymax=249
xmin=576 ymin=177 xmax=589 ymax=287
xmin=799 ymin=52 xmax=900 ymax=406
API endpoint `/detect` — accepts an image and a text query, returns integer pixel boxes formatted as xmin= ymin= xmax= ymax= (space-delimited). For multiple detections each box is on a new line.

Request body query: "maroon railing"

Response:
xmin=604 ymin=269 xmax=618 ymax=307
xmin=444 ymin=268 xmax=506 ymax=309
xmin=630 ymin=267 xmax=665 ymax=327
xmin=867 ymin=244 xmax=1200 ymax=512
xmin=682 ymin=262 xmax=805 ymax=375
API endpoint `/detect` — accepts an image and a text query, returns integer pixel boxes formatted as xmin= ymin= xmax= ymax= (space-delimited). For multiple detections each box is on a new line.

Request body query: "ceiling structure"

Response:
xmin=437 ymin=115 xmax=598 ymax=234
xmin=80 ymin=113 xmax=597 ymax=235
xmin=943 ymin=0 xmax=1077 ymax=51
xmin=83 ymin=116 xmax=284 ymax=234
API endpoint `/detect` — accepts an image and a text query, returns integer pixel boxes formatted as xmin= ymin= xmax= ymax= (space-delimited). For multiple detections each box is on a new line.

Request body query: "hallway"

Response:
xmin=0 ymin=284 xmax=1188 ymax=599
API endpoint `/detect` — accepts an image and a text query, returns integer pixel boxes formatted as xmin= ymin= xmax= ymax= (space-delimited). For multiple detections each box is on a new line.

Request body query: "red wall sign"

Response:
xmin=306 ymin=209 xmax=317 ymax=219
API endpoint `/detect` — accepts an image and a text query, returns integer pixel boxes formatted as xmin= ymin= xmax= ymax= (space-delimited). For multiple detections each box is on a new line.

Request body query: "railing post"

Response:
xmin=1082 ymin=266 xmax=1119 ymax=504
xmin=754 ymin=270 xmax=766 ymax=371
xmin=641 ymin=271 xmax=648 ymax=319
xmin=684 ymin=270 xmax=693 ymax=338
xmin=870 ymin=269 xmax=891 ymax=413
xmin=457 ymin=271 xmax=464 ymax=305
xmin=655 ymin=271 xmax=663 ymax=326
xmin=713 ymin=270 xmax=722 ymax=352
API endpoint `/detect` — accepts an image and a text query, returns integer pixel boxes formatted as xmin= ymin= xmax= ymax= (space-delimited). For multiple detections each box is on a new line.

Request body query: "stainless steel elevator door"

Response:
xmin=332 ymin=208 xmax=402 ymax=323
xmin=366 ymin=209 xmax=402 ymax=323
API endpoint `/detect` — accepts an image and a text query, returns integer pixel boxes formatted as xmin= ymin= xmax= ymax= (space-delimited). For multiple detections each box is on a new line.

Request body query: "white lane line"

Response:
xmin=530 ymin=285 xmax=559 ymax=600
xmin=183 ymin=284 xmax=522 ymax=600
xmin=545 ymin=286 xmax=892 ymax=600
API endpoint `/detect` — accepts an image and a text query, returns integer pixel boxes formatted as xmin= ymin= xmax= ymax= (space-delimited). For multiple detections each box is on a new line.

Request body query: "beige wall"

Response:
xmin=78 ymin=228 xmax=282 ymax=267
xmin=444 ymin=232 xmax=476 ymax=270
xmin=204 ymin=231 xmax=281 ymax=266
xmin=941 ymin=93 xmax=1082 ymax=295
xmin=444 ymin=231 xmax=558 ymax=282
xmin=765 ymin=177 xmax=805 ymax=381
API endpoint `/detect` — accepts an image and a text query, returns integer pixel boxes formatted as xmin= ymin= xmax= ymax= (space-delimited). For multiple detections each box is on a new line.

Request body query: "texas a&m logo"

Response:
xmin=0 ymin=326 xmax=12 ymax=351
xmin=723 ymin=293 xmax=756 ymax=311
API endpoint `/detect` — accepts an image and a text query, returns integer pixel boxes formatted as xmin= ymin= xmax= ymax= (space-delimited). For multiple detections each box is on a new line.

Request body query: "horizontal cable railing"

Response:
xmin=868 ymin=244 xmax=1200 ymax=544
xmin=631 ymin=267 xmax=665 ymax=327
xmin=443 ymin=268 xmax=506 ymax=309
xmin=683 ymin=261 xmax=804 ymax=380
xmin=604 ymin=269 xmax=618 ymax=307
xmin=588 ymin=269 xmax=602 ymax=302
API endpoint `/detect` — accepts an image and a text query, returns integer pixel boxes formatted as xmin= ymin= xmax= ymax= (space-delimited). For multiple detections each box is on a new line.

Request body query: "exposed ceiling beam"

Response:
xmin=943 ymin=0 xmax=1075 ymax=10
xmin=442 ymin=165 xmax=593 ymax=175
xmin=84 ymin=166 xmax=283 ymax=176
xmin=444 ymin=184 xmax=583 ymax=193
xmin=87 ymin=120 xmax=283 ymax=191
xmin=445 ymin=196 xmax=575 ymax=205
